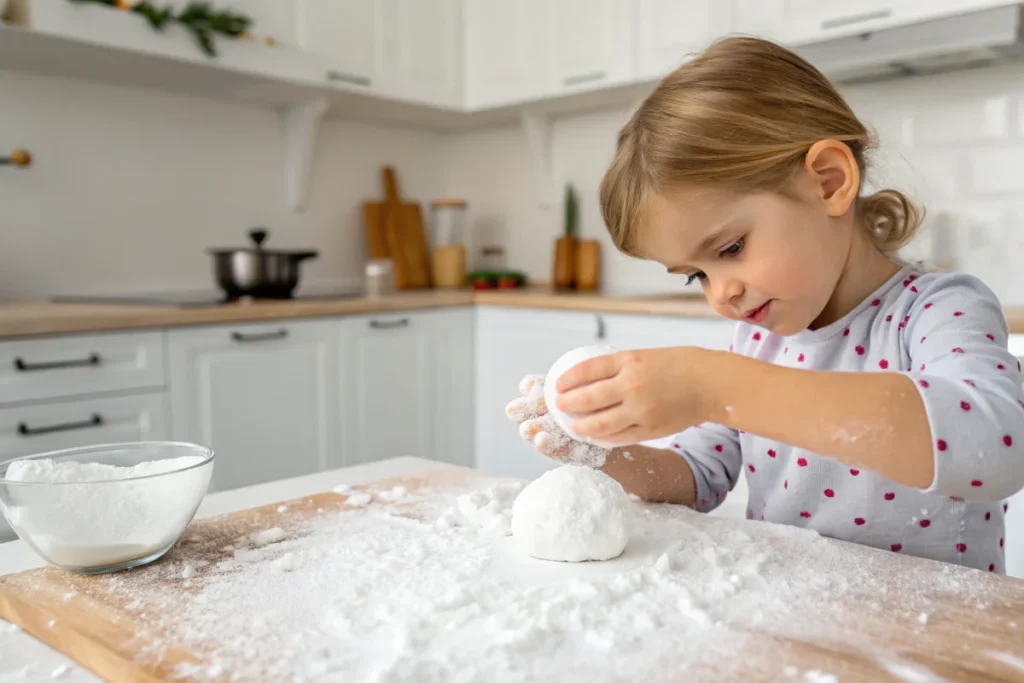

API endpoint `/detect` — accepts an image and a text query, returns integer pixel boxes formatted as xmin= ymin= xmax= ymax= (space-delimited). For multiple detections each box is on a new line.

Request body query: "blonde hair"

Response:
xmin=600 ymin=36 xmax=923 ymax=258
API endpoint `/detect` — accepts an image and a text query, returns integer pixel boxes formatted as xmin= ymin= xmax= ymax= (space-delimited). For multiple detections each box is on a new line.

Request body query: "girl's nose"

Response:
xmin=709 ymin=277 xmax=744 ymax=309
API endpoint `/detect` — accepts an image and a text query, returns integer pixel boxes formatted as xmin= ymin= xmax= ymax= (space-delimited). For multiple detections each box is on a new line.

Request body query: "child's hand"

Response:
xmin=554 ymin=347 xmax=708 ymax=447
xmin=505 ymin=374 xmax=611 ymax=468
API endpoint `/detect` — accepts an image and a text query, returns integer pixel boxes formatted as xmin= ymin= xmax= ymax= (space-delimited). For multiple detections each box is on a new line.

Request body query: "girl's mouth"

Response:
xmin=745 ymin=301 xmax=772 ymax=323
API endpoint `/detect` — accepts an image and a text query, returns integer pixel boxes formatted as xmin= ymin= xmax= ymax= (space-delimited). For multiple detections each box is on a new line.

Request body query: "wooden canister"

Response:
xmin=552 ymin=236 xmax=577 ymax=289
xmin=575 ymin=240 xmax=600 ymax=291
xmin=432 ymin=244 xmax=467 ymax=288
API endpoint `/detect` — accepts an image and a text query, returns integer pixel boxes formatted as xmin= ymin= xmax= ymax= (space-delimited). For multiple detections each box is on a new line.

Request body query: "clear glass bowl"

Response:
xmin=0 ymin=441 xmax=214 ymax=574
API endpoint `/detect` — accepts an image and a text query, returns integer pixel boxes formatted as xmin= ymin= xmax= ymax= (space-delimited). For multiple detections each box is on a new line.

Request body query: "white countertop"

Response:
xmin=0 ymin=456 xmax=450 ymax=682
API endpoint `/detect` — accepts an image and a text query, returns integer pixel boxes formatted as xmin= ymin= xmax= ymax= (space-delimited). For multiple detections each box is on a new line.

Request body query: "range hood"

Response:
xmin=793 ymin=4 xmax=1024 ymax=84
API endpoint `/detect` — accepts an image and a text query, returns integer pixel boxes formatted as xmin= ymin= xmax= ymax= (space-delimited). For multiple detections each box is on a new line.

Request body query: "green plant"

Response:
xmin=563 ymin=183 xmax=578 ymax=238
xmin=68 ymin=0 xmax=252 ymax=57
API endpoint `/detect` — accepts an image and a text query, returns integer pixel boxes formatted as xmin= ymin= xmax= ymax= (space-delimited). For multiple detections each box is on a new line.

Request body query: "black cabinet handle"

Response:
xmin=596 ymin=315 xmax=606 ymax=340
xmin=327 ymin=70 xmax=371 ymax=87
xmin=369 ymin=318 xmax=410 ymax=330
xmin=231 ymin=329 xmax=288 ymax=343
xmin=14 ymin=353 xmax=101 ymax=372
xmin=18 ymin=414 xmax=103 ymax=436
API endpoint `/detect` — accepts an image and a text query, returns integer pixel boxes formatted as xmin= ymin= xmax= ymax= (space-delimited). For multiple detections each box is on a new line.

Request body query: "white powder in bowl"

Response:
xmin=2 ymin=454 xmax=210 ymax=568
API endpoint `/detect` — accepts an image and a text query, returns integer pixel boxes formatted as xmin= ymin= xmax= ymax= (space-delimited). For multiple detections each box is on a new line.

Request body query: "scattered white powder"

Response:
xmin=250 ymin=527 xmax=286 ymax=546
xmin=276 ymin=505 xmax=288 ymax=513
xmin=74 ymin=476 xmax=1009 ymax=682
xmin=273 ymin=552 xmax=297 ymax=573
xmin=377 ymin=485 xmax=407 ymax=502
xmin=988 ymin=651 xmax=1024 ymax=671
xmin=804 ymin=673 xmax=837 ymax=683
xmin=436 ymin=483 xmax=521 ymax=538
xmin=917 ymin=612 xmax=929 ymax=625
xmin=181 ymin=564 xmax=197 ymax=580
xmin=2 ymin=455 xmax=209 ymax=568
xmin=879 ymin=655 xmax=945 ymax=682
xmin=511 ymin=465 xmax=631 ymax=562
xmin=49 ymin=665 xmax=69 ymax=679
xmin=783 ymin=666 xmax=799 ymax=677
xmin=332 ymin=484 xmax=351 ymax=494
xmin=344 ymin=493 xmax=372 ymax=508
xmin=0 ymin=621 xmax=20 ymax=634
xmin=46 ymin=620 xmax=54 ymax=629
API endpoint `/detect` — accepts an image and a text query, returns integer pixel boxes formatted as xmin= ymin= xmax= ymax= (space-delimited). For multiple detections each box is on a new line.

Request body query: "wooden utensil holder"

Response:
xmin=575 ymin=239 xmax=600 ymax=291
xmin=552 ymin=236 xmax=577 ymax=289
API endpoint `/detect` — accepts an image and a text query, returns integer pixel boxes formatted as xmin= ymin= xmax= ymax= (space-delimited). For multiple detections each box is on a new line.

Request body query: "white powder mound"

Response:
xmin=2 ymin=455 xmax=209 ymax=568
xmin=511 ymin=465 xmax=631 ymax=562
xmin=543 ymin=344 xmax=618 ymax=447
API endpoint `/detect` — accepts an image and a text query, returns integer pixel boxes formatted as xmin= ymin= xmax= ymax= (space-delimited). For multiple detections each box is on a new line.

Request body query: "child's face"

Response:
xmin=642 ymin=180 xmax=853 ymax=335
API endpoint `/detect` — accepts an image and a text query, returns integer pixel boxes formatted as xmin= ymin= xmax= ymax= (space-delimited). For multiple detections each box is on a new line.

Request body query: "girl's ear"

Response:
xmin=804 ymin=139 xmax=860 ymax=218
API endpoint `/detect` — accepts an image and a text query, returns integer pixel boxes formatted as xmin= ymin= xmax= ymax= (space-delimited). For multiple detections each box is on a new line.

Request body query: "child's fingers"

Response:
xmin=505 ymin=395 xmax=547 ymax=423
xmin=518 ymin=373 xmax=545 ymax=398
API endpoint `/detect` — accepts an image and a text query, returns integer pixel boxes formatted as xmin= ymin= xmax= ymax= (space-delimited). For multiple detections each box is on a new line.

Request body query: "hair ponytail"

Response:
xmin=859 ymin=189 xmax=924 ymax=253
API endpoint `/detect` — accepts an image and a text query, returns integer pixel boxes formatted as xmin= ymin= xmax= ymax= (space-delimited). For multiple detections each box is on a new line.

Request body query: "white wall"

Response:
xmin=0 ymin=68 xmax=444 ymax=299
xmin=4 ymin=59 xmax=1024 ymax=303
xmin=442 ymin=62 xmax=1024 ymax=305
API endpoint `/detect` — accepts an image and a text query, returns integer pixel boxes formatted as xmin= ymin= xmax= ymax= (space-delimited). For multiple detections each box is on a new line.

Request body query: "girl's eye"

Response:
xmin=684 ymin=272 xmax=706 ymax=286
xmin=720 ymin=238 xmax=744 ymax=257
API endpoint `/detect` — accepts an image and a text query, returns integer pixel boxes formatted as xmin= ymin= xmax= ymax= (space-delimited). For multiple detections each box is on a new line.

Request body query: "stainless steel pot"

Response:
xmin=208 ymin=229 xmax=318 ymax=300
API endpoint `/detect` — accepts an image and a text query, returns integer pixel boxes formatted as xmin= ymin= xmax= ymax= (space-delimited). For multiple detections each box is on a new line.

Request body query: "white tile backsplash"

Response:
xmin=3 ymin=56 xmax=1024 ymax=304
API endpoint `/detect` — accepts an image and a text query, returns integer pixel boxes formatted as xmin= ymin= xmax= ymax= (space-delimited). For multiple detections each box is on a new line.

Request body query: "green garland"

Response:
xmin=68 ymin=0 xmax=252 ymax=57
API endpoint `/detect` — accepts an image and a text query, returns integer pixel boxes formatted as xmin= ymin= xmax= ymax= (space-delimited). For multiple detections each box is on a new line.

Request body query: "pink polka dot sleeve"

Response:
xmin=905 ymin=274 xmax=1024 ymax=501
xmin=669 ymin=422 xmax=742 ymax=513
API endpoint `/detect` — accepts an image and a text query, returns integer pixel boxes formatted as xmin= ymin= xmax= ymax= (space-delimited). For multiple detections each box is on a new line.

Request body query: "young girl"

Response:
xmin=506 ymin=36 xmax=1024 ymax=574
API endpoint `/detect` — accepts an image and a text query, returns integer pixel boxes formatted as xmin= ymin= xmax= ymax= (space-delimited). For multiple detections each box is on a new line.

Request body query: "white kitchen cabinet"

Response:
xmin=337 ymin=308 xmax=475 ymax=468
xmin=462 ymin=0 xmax=553 ymax=109
xmin=297 ymin=0 xmax=381 ymax=90
xmin=168 ymin=320 xmax=337 ymax=493
xmin=734 ymin=1 xmax=900 ymax=44
xmin=551 ymin=0 xmax=633 ymax=93
xmin=634 ymin=0 xmax=733 ymax=81
xmin=379 ymin=0 xmax=462 ymax=107
xmin=475 ymin=306 xmax=601 ymax=480
xmin=0 ymin=392 xmax=168 ymax=462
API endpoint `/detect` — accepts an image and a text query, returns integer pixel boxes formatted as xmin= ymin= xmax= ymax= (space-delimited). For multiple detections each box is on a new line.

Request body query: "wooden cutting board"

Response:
xmin=1 ymin=465 xmax=1023 ymax=682
xmin=362 ymin=167 xmax=433 ymax=289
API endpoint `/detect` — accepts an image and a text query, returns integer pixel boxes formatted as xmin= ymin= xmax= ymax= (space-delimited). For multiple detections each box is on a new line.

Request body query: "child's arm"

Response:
xmin=506 ymin=374 xmax=742 ymax=509
xmin=561 ymin=275 xmax=1024 ymax=502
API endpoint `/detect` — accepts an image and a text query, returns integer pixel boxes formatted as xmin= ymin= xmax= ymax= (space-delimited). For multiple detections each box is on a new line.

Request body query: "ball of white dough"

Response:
xmin=511 ymin=464 xmax=631 ymax=562
xmin=543 ymin=344 xmax=617 ymax=445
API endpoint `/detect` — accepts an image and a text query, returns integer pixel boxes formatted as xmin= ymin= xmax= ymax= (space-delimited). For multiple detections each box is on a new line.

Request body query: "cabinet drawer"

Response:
xmin=0 ymin=393 xmax=169 ymax=462
xmin=0 ymin=331 xmax=166 ymax=405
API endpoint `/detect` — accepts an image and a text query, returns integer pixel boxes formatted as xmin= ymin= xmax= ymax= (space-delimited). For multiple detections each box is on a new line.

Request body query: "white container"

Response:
xmin=429 ymin=199 xmax=467 ymax=246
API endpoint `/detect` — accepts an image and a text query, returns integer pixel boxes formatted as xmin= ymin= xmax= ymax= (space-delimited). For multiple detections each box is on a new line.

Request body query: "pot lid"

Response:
xmin=207 ymin=229 xmax=318 ymax=258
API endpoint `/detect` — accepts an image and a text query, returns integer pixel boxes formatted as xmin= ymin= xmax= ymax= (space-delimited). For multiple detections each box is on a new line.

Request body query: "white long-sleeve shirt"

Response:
xmin=672 ymin=266 xmax=1024 ymax=573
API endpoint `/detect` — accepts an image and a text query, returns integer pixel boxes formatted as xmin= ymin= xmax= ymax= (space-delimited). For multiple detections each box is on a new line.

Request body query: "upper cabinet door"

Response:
xmin=463 ymin=0 xmax=553 ymax=109
xmin=379 ymin=0 xmax=463 ymax=107
xmin=217 ymin=0 xmax=299 ymax=46
xmin=297 ymin=0 xmax=381 ymax=90
xmin=634 ymin=0 xmax=734 ymax=80
xmin=734 ymin=1 xmax=901 ymax=45
xmin=552 ymin=0 xmax=634 ymax=92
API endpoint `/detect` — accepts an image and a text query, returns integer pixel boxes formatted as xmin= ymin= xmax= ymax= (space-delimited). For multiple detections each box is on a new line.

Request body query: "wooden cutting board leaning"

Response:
xmin=362 ymin=166 xmax=433 ymax=290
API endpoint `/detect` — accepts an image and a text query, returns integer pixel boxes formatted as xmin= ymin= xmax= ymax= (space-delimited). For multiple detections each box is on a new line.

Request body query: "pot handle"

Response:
xmin=248 ymin=228 xmax=268 ymax=249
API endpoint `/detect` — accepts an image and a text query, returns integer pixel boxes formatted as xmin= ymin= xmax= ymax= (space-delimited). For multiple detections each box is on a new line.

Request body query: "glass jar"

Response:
xmin=429 ymin=199 xmax=467 ymax=246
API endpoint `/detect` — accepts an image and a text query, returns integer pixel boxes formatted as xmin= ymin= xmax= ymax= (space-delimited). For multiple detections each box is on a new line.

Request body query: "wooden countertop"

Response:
xmin=0 ymin=288 xmax=719 ymax=339
xmin=1 ymin=288 xmax=1023 ymax=339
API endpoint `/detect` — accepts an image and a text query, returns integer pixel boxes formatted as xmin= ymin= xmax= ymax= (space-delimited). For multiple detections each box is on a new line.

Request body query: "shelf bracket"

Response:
xmin=520 ymin=112 xmax=554 ymax=208
xmin=282 ymin=98 xmax=329 ymax=213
